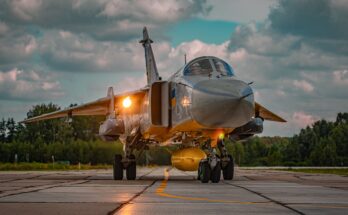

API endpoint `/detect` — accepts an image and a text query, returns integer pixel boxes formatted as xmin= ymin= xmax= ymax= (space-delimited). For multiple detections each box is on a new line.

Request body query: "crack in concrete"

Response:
xmin=224 ymin=182 xmax=305 ymax=215
xmin=107 ymin=180 xmax=157 ymax=215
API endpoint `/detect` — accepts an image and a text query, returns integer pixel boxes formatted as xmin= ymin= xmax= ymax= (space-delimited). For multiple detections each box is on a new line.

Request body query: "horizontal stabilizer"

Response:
xmin=255 ymin=102 xmax=286 ymax=122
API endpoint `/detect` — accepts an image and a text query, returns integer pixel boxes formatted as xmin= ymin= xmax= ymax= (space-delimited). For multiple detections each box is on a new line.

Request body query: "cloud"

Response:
xmin=38 ymin=30 xmax=146 ymax=73
xmin=205 ymin=0 xmax=277 ymax=23
xmin=293 ymin=80 xmax=314 ymax=93
xmin=0 ymin=0 xmax=347 ymax=137
xmin=224 ymin=0 xmax=348 ymax=135
xmin=9 ymin=0 xmax=43 ymax=21
xmin=0 ymin=0 xmax=211 ymax=41
xmin=269 ymin=0 xmax=348 ymax=40
xmin=0 ymin=32 xmax=38 ymax=66
xmin=0 ymin=68 xmax=63 ymax=101
xmin=292 ymin=111 xmax=319 ymax=128
xmin=0 ymin=22 xmax=9 ymax=35
xmin=333 ymin=70 xmax=348 ymax=86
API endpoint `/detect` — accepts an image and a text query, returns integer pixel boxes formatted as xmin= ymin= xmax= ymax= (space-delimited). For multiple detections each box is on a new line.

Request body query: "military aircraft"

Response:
xmin=22 ymin=27 xmax=286 ymax=183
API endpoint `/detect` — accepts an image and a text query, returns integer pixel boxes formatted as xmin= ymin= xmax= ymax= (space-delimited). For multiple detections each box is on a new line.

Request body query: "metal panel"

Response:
xmin=150 ymin=81 xmax=169 ymax=127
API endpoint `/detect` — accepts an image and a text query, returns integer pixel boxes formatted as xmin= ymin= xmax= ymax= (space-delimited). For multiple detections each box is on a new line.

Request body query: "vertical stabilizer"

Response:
xmin=140 ymin=27 xmax=159 ymax=85
xmin=107 ymin=87 xmax=115 ymax=118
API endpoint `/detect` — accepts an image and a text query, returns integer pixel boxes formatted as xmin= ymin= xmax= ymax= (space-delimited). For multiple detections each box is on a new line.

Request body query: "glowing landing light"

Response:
xmin=122 ymin=96 xmax=132 ymax=108
xmin=181 ymin=96 xmax=190 ymax=107
xmin=218 ymin=132 xmax=225 ymax=140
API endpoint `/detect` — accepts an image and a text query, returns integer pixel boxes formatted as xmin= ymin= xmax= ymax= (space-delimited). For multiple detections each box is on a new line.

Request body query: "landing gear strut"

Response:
xmin=113 ymin=129 xmax=142 ymax=181
xmin=125 ymin=154 xmax=136 ymax=180
xmin=218 ymin=139 xmax=234 ymax=180
xmin=198 ymin=140 xmax=221 ymax=183
xmin=113 ymin=154 xmax=123 ymax=180
xmin=112 ymin=154 xmax=137 ymax=180
xmin=197 ymin=138 xmax=234 ymax=183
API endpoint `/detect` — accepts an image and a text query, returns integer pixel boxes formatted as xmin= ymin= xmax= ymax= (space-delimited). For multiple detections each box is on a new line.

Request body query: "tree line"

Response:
xmin=0 ymin=103 xmax=347 ymax=166
xmin=227 ymin=113 xmax=348 ymax=166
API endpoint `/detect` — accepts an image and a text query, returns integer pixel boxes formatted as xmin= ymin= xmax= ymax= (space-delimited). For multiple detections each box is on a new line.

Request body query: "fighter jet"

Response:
xmin=22 ymin=27 xmax=286 ymax=183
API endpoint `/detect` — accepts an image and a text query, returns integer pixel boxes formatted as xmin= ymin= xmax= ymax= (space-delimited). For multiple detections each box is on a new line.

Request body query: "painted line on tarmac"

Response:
xmin=155 ymin=168 xmax=271 ymax=205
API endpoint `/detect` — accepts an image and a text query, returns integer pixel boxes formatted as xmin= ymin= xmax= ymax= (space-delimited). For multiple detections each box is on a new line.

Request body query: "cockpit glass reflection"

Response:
xmin=184 ymin=57 xmax=234 ymax=77
xmin=187 ymin=59 xmax=212 ymax=75
xmin=212 ymin=59 xmax=234 ymax=76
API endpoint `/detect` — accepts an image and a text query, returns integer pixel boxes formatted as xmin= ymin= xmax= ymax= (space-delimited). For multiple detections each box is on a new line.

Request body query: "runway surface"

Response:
xmin=0 ymin=167 xmax=347 ymax=215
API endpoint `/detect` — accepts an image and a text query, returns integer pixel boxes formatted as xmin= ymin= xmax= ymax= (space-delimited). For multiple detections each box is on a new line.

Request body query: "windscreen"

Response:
xmin=184 ymin=57 xmax=234 ymax=76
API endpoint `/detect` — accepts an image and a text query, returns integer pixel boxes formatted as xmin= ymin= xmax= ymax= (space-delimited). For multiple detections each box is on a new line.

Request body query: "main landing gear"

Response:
xmin=113 ymin=154 xmax=137 ymax=180
xmin=113 ymin=129 xmax=142 ymax=180
xmin=197 ymin=139 xmax=234 ymax=183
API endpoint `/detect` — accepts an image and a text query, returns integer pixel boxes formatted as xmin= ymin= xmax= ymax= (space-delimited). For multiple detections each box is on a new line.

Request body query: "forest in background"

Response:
xmin=0 ymin=103 xmax=347 ymax=166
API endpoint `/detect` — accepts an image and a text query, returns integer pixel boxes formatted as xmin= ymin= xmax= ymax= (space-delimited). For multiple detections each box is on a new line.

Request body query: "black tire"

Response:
xmin=197 ymin=162 xmax=202 ymax=180
xmin=222 ymin=155 xmax=234 ymax=180
xmin=113 ymin=154 xmax=123 ymax=180
xmin=126 ymin=155 xmax=136 ymax=180
xmin=199 ymin=161 xmax=211 ymax=183
xmin=211 ymin=161 xmax=221 ymax=183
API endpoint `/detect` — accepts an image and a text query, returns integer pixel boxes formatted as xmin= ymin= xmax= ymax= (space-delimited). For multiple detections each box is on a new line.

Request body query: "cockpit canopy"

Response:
xmin=183 ymin=56 xmax=234 ymax=77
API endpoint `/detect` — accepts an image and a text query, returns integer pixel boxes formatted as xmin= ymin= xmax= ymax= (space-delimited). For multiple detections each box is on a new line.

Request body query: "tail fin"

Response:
xmin=140 ymin=27 xmax=160 ymax=85
xmin=107 ymin=87 xmax=115 ymax=118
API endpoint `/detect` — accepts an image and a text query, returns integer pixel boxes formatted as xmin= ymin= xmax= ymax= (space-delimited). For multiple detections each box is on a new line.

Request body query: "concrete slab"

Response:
xmin=116 ymin=202 xmax=296 ymax=215
xmin=0 ymin=202 xmax=119 ymax=215
xmin=0 ymin=167 xmax=347 ymax=214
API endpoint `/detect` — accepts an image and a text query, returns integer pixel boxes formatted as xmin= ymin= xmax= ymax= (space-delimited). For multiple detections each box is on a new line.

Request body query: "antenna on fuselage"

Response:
xmin=184 ymin=53 xmax=187 ymax=65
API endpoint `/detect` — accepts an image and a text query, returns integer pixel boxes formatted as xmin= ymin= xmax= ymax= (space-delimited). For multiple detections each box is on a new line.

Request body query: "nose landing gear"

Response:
xmin=218 ymin=139 xmax=234 ymax=181
xmin=198 ymin=139 xmax=234 ymax=183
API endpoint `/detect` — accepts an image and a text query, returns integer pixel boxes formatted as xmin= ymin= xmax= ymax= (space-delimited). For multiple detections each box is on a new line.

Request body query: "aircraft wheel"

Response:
xmin=126 ymin=154 xmax=136 ymax=180
xmin=222 ymin=155 xmax=234 ymax=180
xmin=199 ymin=160 xmax=210 ymax=183
xmin=113 ymin=154 xmax=123 ymax=180
xmin=211 ymin=161 xmax=221 ymax=183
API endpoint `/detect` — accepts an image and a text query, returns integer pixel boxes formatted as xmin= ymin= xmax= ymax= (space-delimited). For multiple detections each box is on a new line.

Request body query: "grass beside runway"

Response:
xmin=0 ymin=162 xmax=112 ymax=171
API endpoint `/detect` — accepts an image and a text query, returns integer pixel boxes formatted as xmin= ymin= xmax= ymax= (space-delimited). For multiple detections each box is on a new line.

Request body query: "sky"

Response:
xmin=0 ymin=0 xmax=347 ymax=137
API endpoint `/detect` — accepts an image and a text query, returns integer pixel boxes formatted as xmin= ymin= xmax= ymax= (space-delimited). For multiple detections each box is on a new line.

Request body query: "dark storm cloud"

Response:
xmin=0 ymin=68 xmax=63 ymax=101
xmin=0 ymin=0 xmax=212 ymax=72
xmin=268 ymin=0 xmax=348 ymax=55
xmin=0 ymin=0 xmax=211 ymax=41
xmin=226 ymin=0 xmax=348 ymax=134
xmin=269 ymin=0 xmax=348 ymax=40
xmin=228 ymin=0 xmax=348 ymax=78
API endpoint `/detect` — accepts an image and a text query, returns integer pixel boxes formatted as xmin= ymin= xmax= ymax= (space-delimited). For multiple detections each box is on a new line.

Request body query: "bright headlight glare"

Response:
xmin=122 ymin=96 xmax=132 ymax=108
xmin=181 ymin=96 xmax=190 ymax=107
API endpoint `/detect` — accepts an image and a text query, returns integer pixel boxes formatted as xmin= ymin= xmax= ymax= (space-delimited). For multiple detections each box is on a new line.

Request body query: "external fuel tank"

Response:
xmin=171 ymin=148 xmax=207 ymax=171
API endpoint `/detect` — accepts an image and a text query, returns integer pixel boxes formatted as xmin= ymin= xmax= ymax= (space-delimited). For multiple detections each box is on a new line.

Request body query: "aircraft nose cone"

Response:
xmin=191 ymin=79 xmax=254 ymax=128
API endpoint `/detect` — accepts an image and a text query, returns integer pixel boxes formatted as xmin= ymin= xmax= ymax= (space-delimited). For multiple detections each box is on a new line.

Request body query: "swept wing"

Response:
xmin=21 ymin=88 xmax=148 ymax=123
